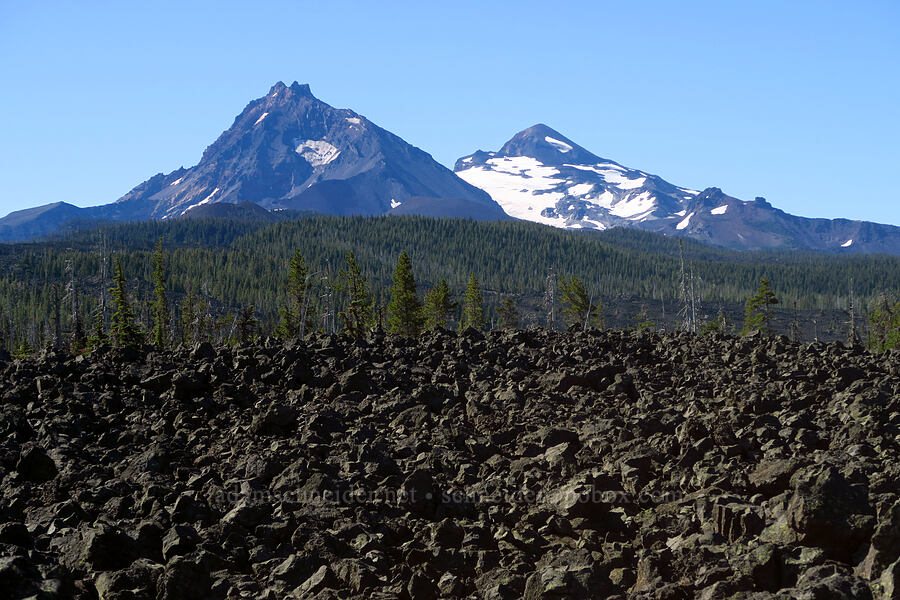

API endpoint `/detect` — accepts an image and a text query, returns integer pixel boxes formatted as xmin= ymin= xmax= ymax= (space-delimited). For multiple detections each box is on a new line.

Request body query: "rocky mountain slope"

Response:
xmin=0 ymin=82 xmax=505 ymax=241
xmin=1 ymin=329 xmax=899 ymax=599
xmin=455 ymin=125 xmax=900 ymax=254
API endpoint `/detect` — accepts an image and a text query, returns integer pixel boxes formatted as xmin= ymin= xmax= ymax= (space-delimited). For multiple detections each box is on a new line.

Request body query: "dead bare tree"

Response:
xmin=544 ymin=267 xmax=557 ymax=330
xmin=847 ymin=278 xmax=860 ymax=346
xmin=677 ymin=240 xmax=695 ymax=332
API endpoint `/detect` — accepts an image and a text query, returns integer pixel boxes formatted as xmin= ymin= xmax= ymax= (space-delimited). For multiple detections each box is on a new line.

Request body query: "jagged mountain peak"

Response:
xmin=266 ymin=80 xmax=313 ymax=99
xmin=0 ymin=83 xmax=506 ymax=240
xmin=110 ymin=83 xmax=501 ymax=220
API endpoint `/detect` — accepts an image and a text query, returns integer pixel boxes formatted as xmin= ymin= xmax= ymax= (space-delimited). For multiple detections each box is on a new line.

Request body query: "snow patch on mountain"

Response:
xmin=254 ymin=112 xmax=269 ymax=126
xmin=842 ymin=239 xmax=854 ymax=247
xmin=545 ymin=136 xmax=573 ymax=153
xmin=610 ymin=191 xmax=655 ymax=218
xmin=711 ymin=205 xmax=728 ymax=215
xmin=568 ymin=183 xmax=594 ymax=196
xmin=179 ymin=187 xmax=220 ymax=216
xmin=295 ymin=140 xmax=341 ymax=167
xmin=582 ymin=217 xmax=606 ymax=230
xmin=676 ymin=211 xmax=695 ymax=230
xmin=201 ymin=188 xmax=220 ymax=204
xmin=456 ymin=157 xmax=567 ymax=227
xmin=605 ymin=171 xmax=646 ymax=190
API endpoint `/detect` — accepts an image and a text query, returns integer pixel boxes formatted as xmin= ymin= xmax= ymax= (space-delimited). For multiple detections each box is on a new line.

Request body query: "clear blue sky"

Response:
xmin=1 ymin=0 xmax=898 ymax=224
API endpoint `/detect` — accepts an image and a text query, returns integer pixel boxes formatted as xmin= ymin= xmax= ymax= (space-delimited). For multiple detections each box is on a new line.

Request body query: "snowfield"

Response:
xmin=456 ymin=157 xmax=567 ymax=227
xmin=295 ymin=140 xmax=341 ymax=167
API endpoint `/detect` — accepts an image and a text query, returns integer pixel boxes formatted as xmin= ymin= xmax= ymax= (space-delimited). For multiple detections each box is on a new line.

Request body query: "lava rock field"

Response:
xmin=1 ymin=329 xmax=899 ymax=599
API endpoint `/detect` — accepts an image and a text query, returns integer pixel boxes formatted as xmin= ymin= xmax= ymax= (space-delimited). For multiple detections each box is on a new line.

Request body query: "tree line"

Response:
xmin=3 ymin=236 xmax=899 ymax=357
xmin=1 ymin=215 xmax=899 ymax=355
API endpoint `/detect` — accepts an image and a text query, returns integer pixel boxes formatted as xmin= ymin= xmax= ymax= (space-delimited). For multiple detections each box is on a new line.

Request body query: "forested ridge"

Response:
xmin=0 ymin=215 xmax=898 ymax=350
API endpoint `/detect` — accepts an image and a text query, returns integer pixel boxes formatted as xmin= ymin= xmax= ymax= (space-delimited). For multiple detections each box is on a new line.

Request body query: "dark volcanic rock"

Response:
xmin=15 ymin=446 xmax=57 ymax=482
xmin=1 ymin=328 xmax=898 ymax=599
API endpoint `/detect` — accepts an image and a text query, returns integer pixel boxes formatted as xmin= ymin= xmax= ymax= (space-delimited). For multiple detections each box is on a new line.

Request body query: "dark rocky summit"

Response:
xmin=1 ymin=329 xmax=899 ymax=599
xmin=0 ymin=82 xmax=507 ymax=242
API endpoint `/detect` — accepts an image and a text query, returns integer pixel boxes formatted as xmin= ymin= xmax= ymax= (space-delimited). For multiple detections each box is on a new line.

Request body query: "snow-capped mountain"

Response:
xmin=455 ymin=124 xmax=695 ymax=230
xmin=2 ymin=95 xmax=898 ymax=253
xmin=0 ymin=82 xmax=505 ymax=241
xmin=455 ymin=124 xmax=900 ymax=254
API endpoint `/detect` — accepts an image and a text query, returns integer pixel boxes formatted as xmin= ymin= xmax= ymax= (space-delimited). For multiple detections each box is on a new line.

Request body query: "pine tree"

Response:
xmin=741 ymin=277 xmax=779 ymax=336
xmin=335 ymin=251 xmax=374 ymax=337
xmin=13 ymin=337 xmax=33 ymax=359
xmin=387 ymin=251 xmax=423 ymax=336
xmin=497 ymin=296 xmax=520 ymax=330
xmin=868 ymin=293 xmax=900 ymax=352
xmin=277 ymin=250 xmax=314 ymax=340
xmin=108 ymin=258 xmax=142 ymax=348
xmin=423 ymin=278 xmax=456 ymax=331
xmin=559 ymin=275 xmax=602 ymax=330
xmin=151 ymin=238 xmax=169 ymax=348
xmin=635 ymin=304 xmax=655 ymax=331
xmin=460 ymin=273 xmax=485 ymax=330
xmin=181 ymin=287 xmax=198 ymax=345
xmin=235 ymin=305 xmax=258 ymax=345
xmin=88 ymin=303 xmax=107 ymax=349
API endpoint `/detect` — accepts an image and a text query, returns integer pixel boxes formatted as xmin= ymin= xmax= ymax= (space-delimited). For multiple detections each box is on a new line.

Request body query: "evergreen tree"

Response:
xmin=151 ymin=238 xmax=169 ymax=348
xmin=635 ymin=304 xmax=655 ymax=331
xmin=460 ymin=273 xmax=485 ymax=330
xmin=559 ymin=275 xmax=602 ymax=329
xmin=108 ymin=258 xmax=142 ymax=348
xmin=277 ymin=250 xmax=313 ymax=340
xmin=13 ymin=337 xmax=33 ymax=359
xmin=497 ymin=296 xmax=520 ymax=330
xmin=335 ymin=251 xmax=373 ymax=337
xmin=422 ymin=278 xmax=456 ymax=331
xmin=387 ymin=251 xmax=423 ymax=336
xmin=88 ymin=303 xmax=107 ymax=349
xmin=181 ymin=287 xmax=198 ymax=345
xmin=235 ymin=305 xmax=258 ymax=345
xmin=868 ymin=293 xmax=900 ymax=352
xmin=741 ymin=277 xmax=779 ymax=336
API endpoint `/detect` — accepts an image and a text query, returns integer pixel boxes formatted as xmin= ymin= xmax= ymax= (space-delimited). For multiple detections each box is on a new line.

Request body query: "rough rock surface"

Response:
xmin=1 ymin=329 xmax=899 ymax=599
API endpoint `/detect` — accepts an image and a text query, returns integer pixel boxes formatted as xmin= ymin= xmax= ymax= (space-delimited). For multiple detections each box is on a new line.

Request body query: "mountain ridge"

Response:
xmin=1 ymin=88 xmax=898 ymax=254
xmin=454 ymin=124 xmax=900 ymax=254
